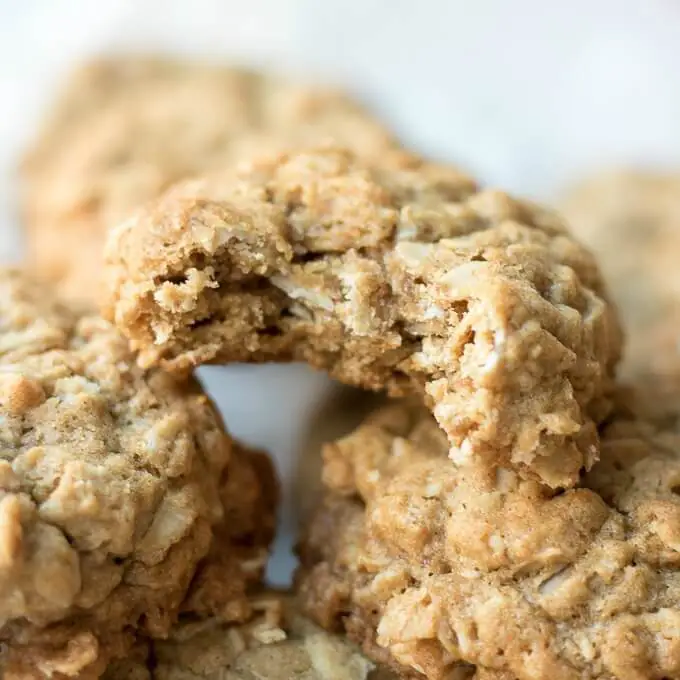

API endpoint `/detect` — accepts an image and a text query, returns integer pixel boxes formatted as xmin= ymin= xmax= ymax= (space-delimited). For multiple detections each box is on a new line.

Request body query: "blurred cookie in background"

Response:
xmin=561 ymin=170 xmax=680 ymax=375
xmin=0 ymin=267 xmax=278 ymax=679
xmin=20 ymin=55 xmax=396 ymax=303
xmin=294 ymin=386 xmax=384 ymax=523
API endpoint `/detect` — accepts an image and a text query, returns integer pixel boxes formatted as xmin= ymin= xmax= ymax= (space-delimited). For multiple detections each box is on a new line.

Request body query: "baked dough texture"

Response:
xmin=0 ymin=268 xmax=277 ymax=679
xmin=298 ymin=392 xmax=680 ymax=680
xmin=104 ymin=147 xmax=621 ymax=488
xmin=561 ymin=171 xmax=680 ymax=375
xmin=102 ymin=593 xmax=399 ymax=680
xmin=20 ymin=56 xmax=395 ymax=301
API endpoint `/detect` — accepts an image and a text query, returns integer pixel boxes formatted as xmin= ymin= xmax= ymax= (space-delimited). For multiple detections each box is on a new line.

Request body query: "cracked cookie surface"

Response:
xmin=562 ymin=171 xmax=680 ymax=375
xmin=103 ymin=593 xmax=400 ymax=680
xmin=104 ymin=147 xmax=620 ymax=487
xmin=21 ymin=56 xmax=395 ymax=302
xmin=298 ymin=394 xmax=680 ymax=680
xmin=0 ymin=268 xmax=277 ymax=679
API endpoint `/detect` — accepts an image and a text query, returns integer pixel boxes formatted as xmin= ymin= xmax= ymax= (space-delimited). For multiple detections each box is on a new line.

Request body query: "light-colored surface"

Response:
xmin=3 ymin=0 xmax=680 ymax=584
xmin=199 ymin=364 xmax=331 ymax=584
xmin=3 ymin=0 xmax=680 ymax=202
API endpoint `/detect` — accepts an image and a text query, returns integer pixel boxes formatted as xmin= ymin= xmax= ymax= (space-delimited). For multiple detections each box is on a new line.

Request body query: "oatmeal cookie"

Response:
xmin=102 ymin=593 xmax=400 ymax=680
xmin=20 ymin=56 xmax=395 ymax=303
xmin=298 ymin=394 xmax=680 ymax=680
xmin=104 ymin=147 xmax=621 ymax=488
xmin=0 ymin=268 xmax=277 ymax=679
xmin=561 ymin=171 xmax=680 ymax=375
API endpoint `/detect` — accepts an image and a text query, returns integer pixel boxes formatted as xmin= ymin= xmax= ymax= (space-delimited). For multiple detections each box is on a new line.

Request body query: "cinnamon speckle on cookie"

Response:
xmin=0 ymin=268 xmax=277 ymax=679
xmin=298 ymin=393 xmax=680 ymax=680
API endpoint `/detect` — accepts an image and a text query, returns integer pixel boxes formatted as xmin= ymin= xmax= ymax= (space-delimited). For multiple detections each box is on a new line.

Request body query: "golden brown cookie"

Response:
xmin=102 ymin=593 xmax=401 ymax=680
xmin=104 ymin=147 xmax=621 ymax=488
xmin=297 ymin=392 xmax=680 ymax=680
xmin=20 ymin=55 xmax=396 ymax=303
xmin=561 ymin=170 xmax=680 ymax=375
xmin=0 ymin=268 xmax=277 ymax=679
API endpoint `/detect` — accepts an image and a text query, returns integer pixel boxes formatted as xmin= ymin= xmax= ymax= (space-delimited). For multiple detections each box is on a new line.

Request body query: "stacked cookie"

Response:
xmin=97 ymin=146 xmax=623 ymax=680
xmin=5 ymin=55 xmax=678 ymax=680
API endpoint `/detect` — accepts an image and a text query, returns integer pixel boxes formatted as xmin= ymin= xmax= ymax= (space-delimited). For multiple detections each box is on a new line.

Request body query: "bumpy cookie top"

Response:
xmin=103 ymin=593 xmax=399 ymax=680
xmin=0 ymin=269 xmax=276 ymax=679
xmin=299 ymin=394 xmax=680 ymax=680
xmin=20 ymin=56 xmax=395 ymax=301
xmin=561 ymin=170 xmax=680 ymax=375
xmin=104 ymin=147 xmax=621 ymax=488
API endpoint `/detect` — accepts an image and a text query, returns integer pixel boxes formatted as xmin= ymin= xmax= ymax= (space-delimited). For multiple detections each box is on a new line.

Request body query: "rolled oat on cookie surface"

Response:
xmin=104 ymin=146 xmax=621 ymax=488
xmin=297 ymin=392 xmax=680 ymax=680
xmin=0 ymin=268 xmax=277 ymax=680
xmin=20 ymin=55 xmax=396 ymax=303
xmin=561 ymin=170 xmax=680 ymax=376
xmin=102 ymin=592 xmax=404 ymax=680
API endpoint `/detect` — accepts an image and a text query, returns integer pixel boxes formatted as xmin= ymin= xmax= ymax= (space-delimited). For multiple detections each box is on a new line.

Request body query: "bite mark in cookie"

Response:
xmin=0 ymin=269 xmax=277 ymax=679
xmin=104 ymin=147 xmax=621 ymax=487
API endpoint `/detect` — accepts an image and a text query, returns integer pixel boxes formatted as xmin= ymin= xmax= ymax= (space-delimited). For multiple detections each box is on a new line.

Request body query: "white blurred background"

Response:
xmin=1 ymin=0 xmax=680 ymax=582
